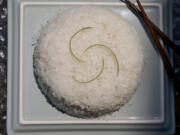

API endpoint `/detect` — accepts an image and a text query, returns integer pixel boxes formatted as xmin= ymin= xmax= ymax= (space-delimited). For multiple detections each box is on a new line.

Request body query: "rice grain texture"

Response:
xmin=33 ymin=6 xmax=144 ymax=118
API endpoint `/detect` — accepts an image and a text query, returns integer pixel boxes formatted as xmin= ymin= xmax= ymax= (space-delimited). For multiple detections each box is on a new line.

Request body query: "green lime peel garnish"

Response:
xmin=84 ymin=44 xmax=119 ymax=76
xmin=72 ymin=59 xmax=104 ymax=83
xmin=69 ymin=27 xmax=92 ymax=62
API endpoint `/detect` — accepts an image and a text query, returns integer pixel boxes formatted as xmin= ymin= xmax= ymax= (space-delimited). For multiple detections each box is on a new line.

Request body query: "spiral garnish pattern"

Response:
xmin=69 ymin=27 xmax=119 ymax=83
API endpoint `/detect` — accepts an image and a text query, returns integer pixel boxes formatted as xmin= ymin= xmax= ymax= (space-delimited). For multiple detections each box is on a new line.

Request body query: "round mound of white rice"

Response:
xmin=33 ymin=6 xmax=144 ymax=118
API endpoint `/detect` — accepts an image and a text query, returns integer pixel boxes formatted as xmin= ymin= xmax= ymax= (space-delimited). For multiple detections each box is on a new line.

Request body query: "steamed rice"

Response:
xmin=33 ymin=6 xmax=144 ymax=118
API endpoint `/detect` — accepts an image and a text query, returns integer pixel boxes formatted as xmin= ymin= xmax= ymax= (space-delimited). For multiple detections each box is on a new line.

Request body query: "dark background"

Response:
xmin=0 ymin=0 xmax=180 ymax=134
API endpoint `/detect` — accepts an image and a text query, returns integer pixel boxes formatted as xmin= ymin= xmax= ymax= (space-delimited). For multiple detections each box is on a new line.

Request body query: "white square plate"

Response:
xmin=7 ymin=0 xmax=175 ymax=134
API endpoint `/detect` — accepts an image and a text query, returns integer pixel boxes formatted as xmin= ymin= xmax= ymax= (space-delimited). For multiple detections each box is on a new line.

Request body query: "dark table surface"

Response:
xmin=0 ymin=0 xmax=180 ymax=134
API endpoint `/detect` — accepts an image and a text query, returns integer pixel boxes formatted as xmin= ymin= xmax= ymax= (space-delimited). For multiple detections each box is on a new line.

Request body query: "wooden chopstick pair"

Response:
xmin=123 ymin=0 xmax=180 ymax=55
xmin=124 ymin=0 xmax=179 ymax=91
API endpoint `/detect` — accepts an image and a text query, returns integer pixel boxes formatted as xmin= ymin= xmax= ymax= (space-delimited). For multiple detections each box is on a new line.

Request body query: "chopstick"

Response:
xmin=124 ymin=0 xmax=180 ymax=56
xmin=135 ymin=0 xmax=179 ymax=90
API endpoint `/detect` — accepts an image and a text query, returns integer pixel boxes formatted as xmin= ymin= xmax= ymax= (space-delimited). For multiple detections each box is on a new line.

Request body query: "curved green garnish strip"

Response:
xmin=72 ymin=59 xmax=104 ymax=83
xmin=69 ymin=27 xmax=92 ymax=62
xmin=84 ymin=44 xmax=119 ymax=76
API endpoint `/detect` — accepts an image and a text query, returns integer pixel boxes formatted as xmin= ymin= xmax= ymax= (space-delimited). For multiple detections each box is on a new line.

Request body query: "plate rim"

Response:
xmin=7 ymin=0 xmax=175 ymax=134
